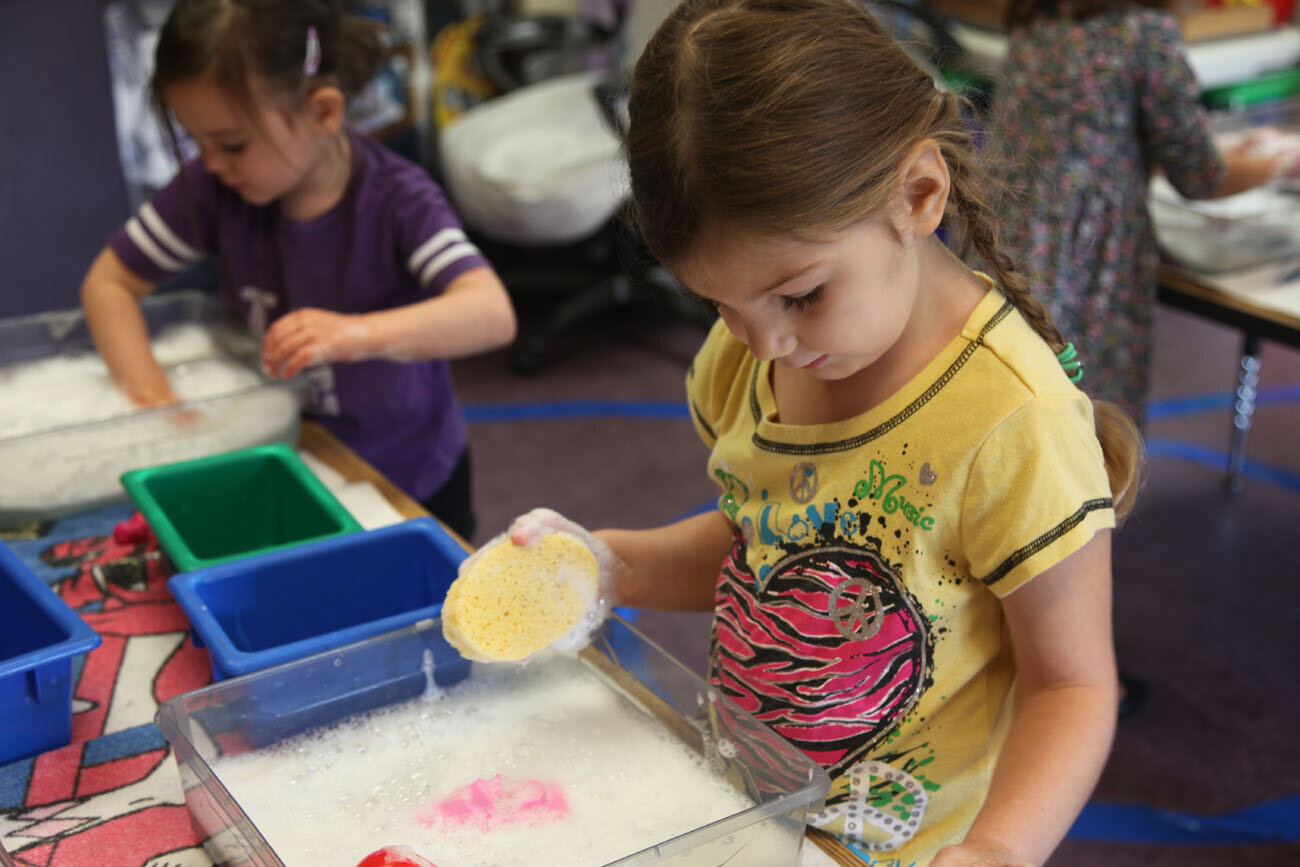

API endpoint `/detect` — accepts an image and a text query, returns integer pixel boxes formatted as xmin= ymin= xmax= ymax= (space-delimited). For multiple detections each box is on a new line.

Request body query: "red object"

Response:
xmin=1208 ymin=0 xmax=1295 ymax=25
xmin=356 ymin=846 xmax=438 ymax=867
xmin=112 ymin=512 xmax=153 ymax=545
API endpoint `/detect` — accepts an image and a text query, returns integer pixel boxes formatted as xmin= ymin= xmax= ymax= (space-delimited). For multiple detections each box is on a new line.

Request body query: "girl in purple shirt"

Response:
xmin=81 ymin=0 xmax=516 ymax=540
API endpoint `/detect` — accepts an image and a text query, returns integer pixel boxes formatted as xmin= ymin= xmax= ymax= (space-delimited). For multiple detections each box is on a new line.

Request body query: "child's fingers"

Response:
xmin=263 ymin=327 xmax=321 ymax=378
xmin=263 ymin=311 xmax=368 ymax=377
xmin=275 ymin=343 xmax=327 ymax=380
xmin=508 ymin=507 xmax=579 ymax=546
xmin=504 ymin=509 xmax=626 ymax=608
xmin=261 ymin=310 xmax=306 ymax=348
xmin=166 ymin=406 xmax=208 ymax=430
xmin=262 ymin=320 xmax=303 ymax=374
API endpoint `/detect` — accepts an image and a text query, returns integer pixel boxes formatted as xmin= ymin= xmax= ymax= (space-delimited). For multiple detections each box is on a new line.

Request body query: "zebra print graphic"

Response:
xmin=710 ymin=534 xmax=931 ymax=778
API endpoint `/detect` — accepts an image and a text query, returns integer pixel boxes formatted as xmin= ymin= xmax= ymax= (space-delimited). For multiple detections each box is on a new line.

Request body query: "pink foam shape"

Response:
xmin=418 ymin=775 xmax=569 ymax=830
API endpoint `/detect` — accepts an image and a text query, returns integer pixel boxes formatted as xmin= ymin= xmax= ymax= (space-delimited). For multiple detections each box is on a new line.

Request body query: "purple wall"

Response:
xmin=0 ymin=0 xmax=130 ymax=318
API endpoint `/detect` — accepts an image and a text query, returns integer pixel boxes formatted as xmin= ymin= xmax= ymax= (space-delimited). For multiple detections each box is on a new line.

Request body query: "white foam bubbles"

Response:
xmin=209 ymin=656 xmax=762 ymax=867
xmin=0 ymin=323 xmax=298 ymax=522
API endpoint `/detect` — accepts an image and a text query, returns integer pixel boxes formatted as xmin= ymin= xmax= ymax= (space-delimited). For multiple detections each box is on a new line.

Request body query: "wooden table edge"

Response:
xmin=296 ymin=420 xmax=473 ymax=552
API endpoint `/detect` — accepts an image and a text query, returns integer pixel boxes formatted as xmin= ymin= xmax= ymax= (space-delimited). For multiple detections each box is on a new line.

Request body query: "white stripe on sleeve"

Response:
xmin=125 ymin=217 xmax=186 ymax=273
xmin=407 ymin=227 xmax=468 ymax=273
xmin=139 ymin=202 xmax=203 ymax=263
xmin=418 ymin=241 xmax=479 ymax=287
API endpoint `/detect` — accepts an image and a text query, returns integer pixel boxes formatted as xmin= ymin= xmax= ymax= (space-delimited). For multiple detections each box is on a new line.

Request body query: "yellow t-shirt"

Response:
xmin=687 ymin=290 xmax=1115 ymax=865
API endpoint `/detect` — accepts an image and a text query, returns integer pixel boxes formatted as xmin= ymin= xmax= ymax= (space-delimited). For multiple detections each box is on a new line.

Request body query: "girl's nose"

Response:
xmin=729 ymin=310 xmax=793 ymax=361
xmin=752 ymin=333 xmax=795 ymax=361
xmin=199 ymin=146 xmax=227 ymax=176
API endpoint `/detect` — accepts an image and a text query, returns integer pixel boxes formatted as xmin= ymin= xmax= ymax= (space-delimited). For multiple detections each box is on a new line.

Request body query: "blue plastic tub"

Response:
xmin=0 ymin=542 xmax=101 ymax=765
xmin=166 ymin=517 xmax=468 ymax=682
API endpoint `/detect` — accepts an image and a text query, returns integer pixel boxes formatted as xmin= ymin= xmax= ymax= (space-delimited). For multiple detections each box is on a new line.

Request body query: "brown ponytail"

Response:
xmin=628 ymin=0 xmax=1144 ymax=521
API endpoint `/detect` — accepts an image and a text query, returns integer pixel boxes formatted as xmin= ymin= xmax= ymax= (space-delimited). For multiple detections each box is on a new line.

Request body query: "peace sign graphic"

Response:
xmin=828 ymin=577 xmax=884 ymax=641
xmin=789 ymin=461 xmax=818 ymax=504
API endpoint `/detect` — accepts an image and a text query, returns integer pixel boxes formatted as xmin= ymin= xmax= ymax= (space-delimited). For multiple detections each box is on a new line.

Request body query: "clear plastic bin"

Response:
xmin=155 ymin=616 xmax=831 ymax=867
xmin=1151 ymin=99 xmax=1300 ymax=274
xmin=0 ymin=291 xmax=303 ymax=527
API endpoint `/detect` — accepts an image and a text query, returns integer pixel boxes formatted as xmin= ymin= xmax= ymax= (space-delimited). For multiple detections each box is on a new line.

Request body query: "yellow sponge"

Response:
xmin=442 ymin=531 xmax=601 ymax=662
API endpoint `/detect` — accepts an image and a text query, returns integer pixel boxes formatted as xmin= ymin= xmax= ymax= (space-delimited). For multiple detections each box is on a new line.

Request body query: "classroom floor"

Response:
xmin=452 ymin=289 xmax=1300 ymax=866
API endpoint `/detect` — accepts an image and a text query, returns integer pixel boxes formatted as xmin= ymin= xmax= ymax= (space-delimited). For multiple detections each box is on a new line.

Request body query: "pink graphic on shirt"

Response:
xmin=419 ymin=775 xmax=569 ymax=831
xmin=711 ymin=540 xmax=929 ymax=777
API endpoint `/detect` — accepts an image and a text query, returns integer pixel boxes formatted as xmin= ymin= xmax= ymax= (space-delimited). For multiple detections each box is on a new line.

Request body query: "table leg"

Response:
xmin=1226 ymin=333 xmax=1262 ymax=493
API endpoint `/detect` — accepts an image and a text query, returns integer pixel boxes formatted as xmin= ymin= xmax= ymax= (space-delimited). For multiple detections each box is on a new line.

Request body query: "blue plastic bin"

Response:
xmin=166 ymin=517 xmax=467 ymax=681
xmin=0 ymin=542 xmax=101 ymax=765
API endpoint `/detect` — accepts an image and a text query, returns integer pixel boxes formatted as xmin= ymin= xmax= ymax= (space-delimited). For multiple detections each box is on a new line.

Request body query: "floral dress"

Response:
xmin=990 ymin=8 xmax=1225 ymax=424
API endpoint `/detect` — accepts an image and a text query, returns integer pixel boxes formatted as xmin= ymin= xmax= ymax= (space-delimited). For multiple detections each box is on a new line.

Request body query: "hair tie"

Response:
xmin=303 ymin=25 xmax=321 ymax=78
xmin=1056 ymin=342 xmax=1084 ymax=384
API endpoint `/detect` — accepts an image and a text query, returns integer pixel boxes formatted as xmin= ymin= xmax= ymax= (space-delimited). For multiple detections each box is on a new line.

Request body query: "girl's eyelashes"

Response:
xmin=218 ymin=142 xmax=247 ymax=155
xmin=781 ymin=285 xmax=824 ymax=311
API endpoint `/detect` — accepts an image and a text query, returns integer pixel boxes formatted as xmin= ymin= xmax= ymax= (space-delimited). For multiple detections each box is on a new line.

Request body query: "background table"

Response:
xmin=1158 ymin=260 xmax=1300 ymax=490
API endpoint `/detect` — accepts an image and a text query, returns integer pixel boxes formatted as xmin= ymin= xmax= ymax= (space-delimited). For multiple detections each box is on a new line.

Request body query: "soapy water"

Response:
xmin=209 ymin=656 xmax=766 ymax=867
xmin=0 ymin=323 xmax=299 ymax=520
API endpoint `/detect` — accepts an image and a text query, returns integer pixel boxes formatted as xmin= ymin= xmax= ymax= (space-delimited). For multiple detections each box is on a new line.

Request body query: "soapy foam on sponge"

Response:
xmin=442 ymin=532 xmax=600 ymax=662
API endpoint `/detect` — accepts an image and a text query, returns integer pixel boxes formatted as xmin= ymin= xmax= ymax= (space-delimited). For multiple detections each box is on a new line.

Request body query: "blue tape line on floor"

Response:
xmin=464 ymin=400 xmax=690 ymax=423
xmin=1068 ymin=795 xmax=1300 ymax=844
xmin=1146 ymin=437 xmax=1300 ymax=493
xmin=461 ymin=387 xmax=1300 ymax=425
xmin=834 ymin=797 xmax=1300 ymax=854
xmin=1148 ymin=384 xmax=1300 ymax=421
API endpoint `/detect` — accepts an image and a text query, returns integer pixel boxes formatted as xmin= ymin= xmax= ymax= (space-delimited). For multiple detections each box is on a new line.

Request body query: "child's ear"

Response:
xmin=895 ymin=139 xmax=950 ymax=239
xmin=306 ymin=86 xmax=347 ymax=135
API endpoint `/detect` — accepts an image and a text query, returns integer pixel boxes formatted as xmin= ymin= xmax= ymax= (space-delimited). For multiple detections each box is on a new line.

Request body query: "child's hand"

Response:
xmin=162 ymin=404 xmax=208 ymax=431
xmin=121 ymin=374 xmax=182 ymax=409
xmin=1225 ymin=127 xmax=1300 ymax=180
xmin=117 ymin=374 xmax=206 ymax=428
xmin=261 ymin=308 xmax=372 ymax=379
xmin=931 ymin=841 xmax=1035 ymax=866
xmin=505 ymin=508 xmax=627 ymax=591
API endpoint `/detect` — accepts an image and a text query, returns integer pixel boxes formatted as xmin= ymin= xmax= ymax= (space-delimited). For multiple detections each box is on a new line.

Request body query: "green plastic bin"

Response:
xmin=121 ymin=443 xmax=362 ymax=572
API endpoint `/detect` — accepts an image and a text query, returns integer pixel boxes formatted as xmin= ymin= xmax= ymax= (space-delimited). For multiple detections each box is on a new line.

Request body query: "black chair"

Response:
xmin=436 ymin=1 xmax=714 ymax=374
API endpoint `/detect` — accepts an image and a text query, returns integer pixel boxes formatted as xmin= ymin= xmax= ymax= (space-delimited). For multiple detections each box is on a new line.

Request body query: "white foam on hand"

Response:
xmin=506 ymin=508 xmax=623 ymax=652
